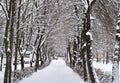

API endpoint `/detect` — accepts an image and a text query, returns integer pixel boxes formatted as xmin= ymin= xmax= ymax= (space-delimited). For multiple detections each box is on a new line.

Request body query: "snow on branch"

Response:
xmin=82 ymin=43 xmax=86 ymax=48
xmin=73 ymin=51 xmax=80 ymax=55
xmin=117 ymin=12 xmax=120 ymax=24
xmin=82 ymin=0 xmax=88 ymax=10
xmin=21 ymin=49 xmax=26 ymax=55
xmin=7 ymin=48 xmax=11 ymax=53
xmin=115 ymin=44 xmax=119 ymax=49
xmin=90 ymin=14 xmax=95 ymax=20
xmin=116 ymin=33 xmax=120 ymax=38
xmin=39 ymin=28 xmax=53 ymax=49
xmin=116 ymin=25 xmax=120 ymax=30
xmin=117 ymin=19 xmax=120 ymax=24
xmin=86 ymin=31 xmax=93 ymax=40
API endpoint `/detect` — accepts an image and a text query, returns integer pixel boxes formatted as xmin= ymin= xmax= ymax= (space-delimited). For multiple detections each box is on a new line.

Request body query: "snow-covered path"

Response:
xmin=19 ymin=58 xmax=85 ymax=83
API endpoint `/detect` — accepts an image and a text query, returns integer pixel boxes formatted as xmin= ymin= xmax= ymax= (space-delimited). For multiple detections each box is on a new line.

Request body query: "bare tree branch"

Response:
xmin=87 ymin=0 xmax=96 ymax=14
xmin=0 ymin=3 xmax=8 ymax=20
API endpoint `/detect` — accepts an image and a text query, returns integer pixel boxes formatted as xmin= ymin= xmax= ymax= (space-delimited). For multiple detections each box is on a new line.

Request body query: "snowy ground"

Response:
xmin=0 ymin=69 xmax=4 ymax=83
xmin=93 ymin=61 xmax=120 ymax=82
xmin=0 ymin=58 xmax=32 ymax=83
xmin=1 ymin=59 xmax=119 ymax=83
xmin=93 ymin=61 xmax=112 ymax=73
xmin=19 ymin=58 xmax=85 ymax=83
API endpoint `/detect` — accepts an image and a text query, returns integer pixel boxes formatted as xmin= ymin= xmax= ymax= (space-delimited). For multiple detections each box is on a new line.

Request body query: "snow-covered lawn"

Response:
xmin=19 ymin=58 xmax=85 ymax=83
xmin=0 ymin=58 xmax=32 ymax=83
xmin=93 ymin=61 xmax=120 ymax=82
xmin=93 ymin=61 xmax=112 ymax=73
xmin=0 ymin=69 xmax=4 ymax=83
xmin=1 ymin=59 xmax=116 ymax=83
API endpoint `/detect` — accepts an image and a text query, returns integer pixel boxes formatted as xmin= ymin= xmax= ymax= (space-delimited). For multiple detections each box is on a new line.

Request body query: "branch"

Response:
xmin=5 ymin=0 xmax=8 ymax=12
xmin=86 ymin=0 xmax=96 ymax=14
xmin=87 ymin=0 xmax=89 ymax=5
xmin=0 ymin=3 xmax=8 ymax=20
xmin=39 ymin=28 xmax=53 ymax=49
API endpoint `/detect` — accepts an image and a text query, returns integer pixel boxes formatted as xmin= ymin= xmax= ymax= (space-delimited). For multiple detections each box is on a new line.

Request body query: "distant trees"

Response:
xmin=92 ymin=0 xmax=117 ymax=62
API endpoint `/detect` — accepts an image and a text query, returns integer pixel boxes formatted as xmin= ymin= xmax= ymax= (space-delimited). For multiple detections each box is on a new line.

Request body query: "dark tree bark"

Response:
xmin=21 ymin=55 xmax=24 ymax=69
xmin=85 ymin=0 xmax=97 ymax=83
xmin=14 ymin=0 xmax=22 ymax=71
xmin=4 ymin=3 xmax=11 ymax=83
xmin=73 ymin=39 xmax=77 ymax=67
xmin=4 ymin=0 xmax=16 ymax=83
xmin=86 ymin=34 xmax=96 ymax=83
xmin=35 ymin=28 xmax=45 ymax=71
xmin=81 ymin=18 xmax=88 ymax=81
xmin=0 ymin=51 xmax=3 ymax=71
xmin=80 ymin=0 xmax=97 ymax=82
xmin=106 ymin=50 xmax=109 ymax=64
xmin=9 ymin=0 xmax=16 ymax=82
xmin=67 ymin=43 xmax=72 ymax=67
xmin=35 ymin=42 xmax=41 ymax=72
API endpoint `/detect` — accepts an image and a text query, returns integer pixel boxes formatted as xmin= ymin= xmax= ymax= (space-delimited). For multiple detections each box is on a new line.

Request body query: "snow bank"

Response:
xmin=96 ymin=69 xmax=112 ymax=83
xmin=13 ymin=61 xmax=51 ymax=83
xmin=69 ymin=61 xmax=112 ymax=83
xmin=13 ymin=67 xmax=35 ymax=83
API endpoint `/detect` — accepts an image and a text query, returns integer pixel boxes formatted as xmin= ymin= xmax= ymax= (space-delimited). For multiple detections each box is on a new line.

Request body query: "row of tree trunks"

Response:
xmin=66 ymin=0 xmax=98 ymax=83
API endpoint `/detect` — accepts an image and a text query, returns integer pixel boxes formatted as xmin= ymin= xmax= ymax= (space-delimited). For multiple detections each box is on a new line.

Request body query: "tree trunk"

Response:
xmin=86 ymin=33 xmax=96 ymax=83
xmin=35 ymin=48 xmax=40 ymax=72
xmin=4 ymin=0 xmax=16 ymax=83
xmin=112 ymin=9 xmax=120 ymax=83
xmin=67 ymin=44 xmax=72 ymax=67
xmin=14 ymin=0 xmax=22 ymax=71
xmin=81 ymin=18 xmax=88 ymax=81
xmin=21 ymin=56 xmax=24 ymax=70
xmin=35 ymin=33 xmax=44 ymax=71
xmin=106 ymin=51 xmax=109 ymax=64
xmin=0 ymin=52 xmax=3 ymax=71
xmin=4 ymin=7 xmax=11 ymax=83
xmin=8 ymin=0 xmax=16 ymax=82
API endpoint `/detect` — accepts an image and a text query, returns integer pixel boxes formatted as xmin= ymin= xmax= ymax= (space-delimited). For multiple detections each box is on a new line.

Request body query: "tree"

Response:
xmin=14 ymin=0 xmax=22 ymax=71
xmin=3 ymin=0 xmax=16 ymax=83
xmin=112 ymin=1 xmax=120 ymax=83
xmin=81 ymin=0 xmax=99 ymax=83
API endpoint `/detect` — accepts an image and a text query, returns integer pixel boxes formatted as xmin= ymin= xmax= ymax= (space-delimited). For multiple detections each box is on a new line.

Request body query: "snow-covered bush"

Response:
xmin=96 ymin=69 xmax=112 ymax=83
xmin=13 ymin=60 xmax=51 ymax=83
xmin=13 ymin=67 xmax=35 ymax=83
xmin=72 ymin=64 xmax=112 ymax=83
